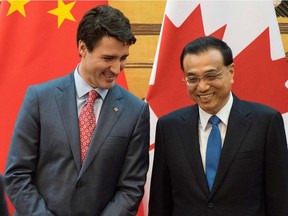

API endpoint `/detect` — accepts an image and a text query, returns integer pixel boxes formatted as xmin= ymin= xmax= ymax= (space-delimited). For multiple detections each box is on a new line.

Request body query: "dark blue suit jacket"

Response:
xmin=149 ymin=95 xmax=288 ymax=216
xmin=5 ymin=73 xmax=150 ymax=216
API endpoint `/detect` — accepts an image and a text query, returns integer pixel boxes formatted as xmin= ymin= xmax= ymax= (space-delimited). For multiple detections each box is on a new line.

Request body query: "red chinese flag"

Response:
xmin=0 ymin=0 xmax=133 ymax=215
xmin=144 ymin=1 xmax=288 ymax=215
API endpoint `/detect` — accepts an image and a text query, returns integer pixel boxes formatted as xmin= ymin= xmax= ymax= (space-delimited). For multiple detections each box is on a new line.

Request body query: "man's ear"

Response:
xmin=78 ymin=40 xmax=87 ymax=57
xmin=229 ymin=63 xmax=235 ymax=84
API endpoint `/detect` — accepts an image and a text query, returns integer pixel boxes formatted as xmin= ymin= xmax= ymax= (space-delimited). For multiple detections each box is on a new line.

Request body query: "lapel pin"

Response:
xmin=114 ymin=107 xmax=119 ymax=112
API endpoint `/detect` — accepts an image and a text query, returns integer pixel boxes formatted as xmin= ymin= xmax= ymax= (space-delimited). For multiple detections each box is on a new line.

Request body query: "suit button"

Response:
xmin=208 ymin=202 xmax=214 ymax=208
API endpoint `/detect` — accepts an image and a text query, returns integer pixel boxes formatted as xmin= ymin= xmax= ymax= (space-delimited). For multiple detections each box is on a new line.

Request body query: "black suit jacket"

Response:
xmin=149 ymin=95 xmax=288 ymax=216
xmin=5 ymin=73 xmax=150 ymax=216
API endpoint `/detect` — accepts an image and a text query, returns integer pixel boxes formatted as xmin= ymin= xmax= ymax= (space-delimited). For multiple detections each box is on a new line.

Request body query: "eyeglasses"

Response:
xmin=182 ymin=66 xmax=227 ymax=87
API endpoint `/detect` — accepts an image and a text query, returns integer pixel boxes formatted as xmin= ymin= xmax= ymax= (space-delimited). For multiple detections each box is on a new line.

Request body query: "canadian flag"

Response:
xmin=144 ymin=0 xmax=288 ymax=215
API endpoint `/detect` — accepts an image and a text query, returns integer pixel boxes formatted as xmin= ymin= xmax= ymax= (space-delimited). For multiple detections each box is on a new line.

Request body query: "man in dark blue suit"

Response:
xmin=149 ymin=36 xmax=288 ymax=216
xmin=5 ymin=5 xmax=149 ymax=216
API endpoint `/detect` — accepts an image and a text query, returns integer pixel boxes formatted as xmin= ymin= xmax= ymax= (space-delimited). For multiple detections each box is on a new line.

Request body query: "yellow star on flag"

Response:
xmin=7 ymin=0 xmax=30 ymax=17
xmin=48 ymin=0 xmax=76 ymax=28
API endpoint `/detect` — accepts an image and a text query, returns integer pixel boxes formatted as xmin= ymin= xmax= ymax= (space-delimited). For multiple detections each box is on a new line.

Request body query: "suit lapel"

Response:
xmin=211 ymin=96 xmax=252 ymax=196
xmin=79 ymin=85 xmax=124 ymax=178
xmin=55 ymin=73 xmax=82 ymax=172
xmin=178 ymin=105 xmax=210 ymax=197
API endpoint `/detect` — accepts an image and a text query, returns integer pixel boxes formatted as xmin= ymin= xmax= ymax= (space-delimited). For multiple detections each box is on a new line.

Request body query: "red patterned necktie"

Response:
xmin=79 ymin=90 xmax=98 ymax=163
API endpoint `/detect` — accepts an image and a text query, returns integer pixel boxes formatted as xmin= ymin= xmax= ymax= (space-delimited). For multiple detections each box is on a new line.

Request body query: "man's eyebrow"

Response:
xmin=186 ymin=69 xmax=217 ymax=76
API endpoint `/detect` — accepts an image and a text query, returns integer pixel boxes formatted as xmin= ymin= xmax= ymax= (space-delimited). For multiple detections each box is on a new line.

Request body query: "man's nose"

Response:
xmin=197 ymin=78 xmax=210 ymax=91
xmin=110 ymin=60 xmax=122 ymax=74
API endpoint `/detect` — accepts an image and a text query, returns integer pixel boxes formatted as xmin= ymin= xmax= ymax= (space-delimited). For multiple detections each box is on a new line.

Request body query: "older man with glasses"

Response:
xmin=149 ymin=36 xmax=288 ymax=216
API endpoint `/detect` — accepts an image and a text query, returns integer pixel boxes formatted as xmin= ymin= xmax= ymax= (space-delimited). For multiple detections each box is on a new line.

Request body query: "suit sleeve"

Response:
xmin=101 ymin=102 xmax=150 ymax=216
xmin=4 ymin=87 xmax=55 ymax=216
xmin=148 ymin=119 xmax=173 ymax=216
xmin=265 ymin=111 xmax=288 ymax=216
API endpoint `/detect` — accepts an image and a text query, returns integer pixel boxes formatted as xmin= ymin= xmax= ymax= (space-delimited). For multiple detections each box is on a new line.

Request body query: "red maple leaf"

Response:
xmin=146 ymin=5 xmax=226 ymax=118
xmin=146 ymin=5 xmax=288 ymax=118
xmin=233 ymin=29 xmax=288 ymax=114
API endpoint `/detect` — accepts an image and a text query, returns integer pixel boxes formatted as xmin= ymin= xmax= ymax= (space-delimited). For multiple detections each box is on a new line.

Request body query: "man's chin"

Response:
xmin=100 ymin=81 xmax=115 ymax=89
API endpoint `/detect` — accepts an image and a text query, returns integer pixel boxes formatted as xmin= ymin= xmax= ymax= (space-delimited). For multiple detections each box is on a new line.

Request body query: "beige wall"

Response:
xmin=278 ymin=17 xmax=288 ymax=58
xmin=109 ymin=1 xmax=166 ymax=99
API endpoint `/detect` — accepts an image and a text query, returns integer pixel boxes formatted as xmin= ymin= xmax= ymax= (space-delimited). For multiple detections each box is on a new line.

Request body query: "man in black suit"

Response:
xmin=0 ymin=174 xmax=9 ymax=216
xmin=149 ymin=36 xmax=288 ymax=216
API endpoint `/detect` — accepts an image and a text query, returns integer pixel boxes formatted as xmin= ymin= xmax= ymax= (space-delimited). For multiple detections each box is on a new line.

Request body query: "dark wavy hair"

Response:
xmin=180 ymin=36 xmax=233 ymax=70
xmin=76 ymin=5 xmax=136 ymax=53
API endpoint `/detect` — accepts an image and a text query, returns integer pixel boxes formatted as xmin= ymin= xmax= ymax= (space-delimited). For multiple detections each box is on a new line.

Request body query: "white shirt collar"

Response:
xmin=199 ymin=92 xmax=233 ymax=130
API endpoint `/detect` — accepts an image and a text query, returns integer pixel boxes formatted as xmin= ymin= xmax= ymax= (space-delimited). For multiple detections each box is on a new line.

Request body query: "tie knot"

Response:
xmin=87 ymin=90 xmax=98 ymax=104
xmin=209 ymin=115 xmax=220 ymax=125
